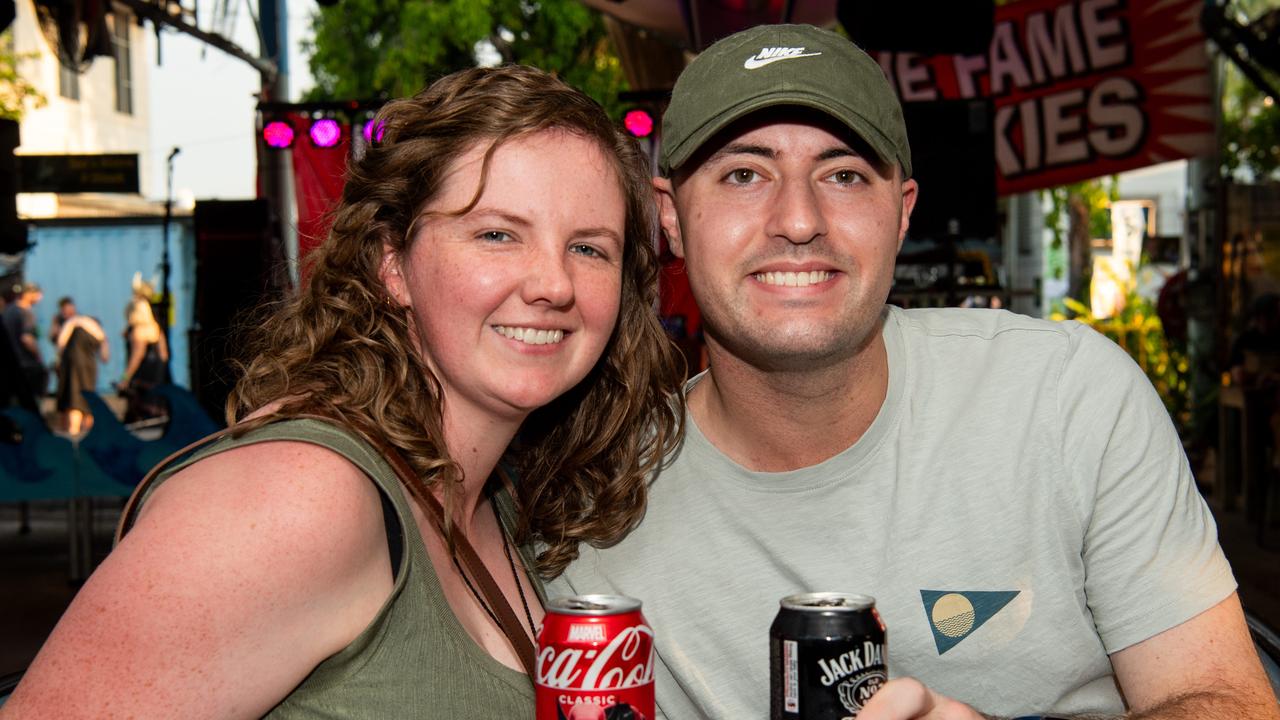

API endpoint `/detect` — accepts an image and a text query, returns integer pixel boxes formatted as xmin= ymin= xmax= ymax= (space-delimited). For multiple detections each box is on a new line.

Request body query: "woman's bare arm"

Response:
xmin=0 ymin=440 xmax=395 ymax=720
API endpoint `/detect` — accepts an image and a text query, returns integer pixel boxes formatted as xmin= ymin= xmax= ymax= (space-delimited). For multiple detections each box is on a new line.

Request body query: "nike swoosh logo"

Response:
xmin=743 ymin=52 xmax=823 ymax=70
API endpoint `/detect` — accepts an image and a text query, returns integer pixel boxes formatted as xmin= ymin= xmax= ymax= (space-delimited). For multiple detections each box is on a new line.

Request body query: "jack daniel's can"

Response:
xmin=536 ymin=594 xmax=654 ymax=720
xmin=770 ymin=592 xmax=887 ymax=719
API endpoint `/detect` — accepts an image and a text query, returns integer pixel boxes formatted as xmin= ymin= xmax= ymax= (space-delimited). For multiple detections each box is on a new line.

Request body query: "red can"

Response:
xmin=535 ymin=594 xmax=655 ymax=720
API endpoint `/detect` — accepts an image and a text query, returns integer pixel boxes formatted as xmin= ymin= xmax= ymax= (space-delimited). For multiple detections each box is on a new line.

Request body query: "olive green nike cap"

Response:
xmin=660 ymin=24 xmax=912 ymax=178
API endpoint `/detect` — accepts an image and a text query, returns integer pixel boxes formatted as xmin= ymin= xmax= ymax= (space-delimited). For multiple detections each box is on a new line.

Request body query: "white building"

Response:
xmin=9 ymin=0 xmax=161 ymax=217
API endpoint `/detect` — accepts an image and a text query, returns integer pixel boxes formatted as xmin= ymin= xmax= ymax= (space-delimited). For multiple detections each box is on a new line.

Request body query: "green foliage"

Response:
xmin=0 ymin=31 xmax=45 ymax=121
xmin=304 ymin=0 xmax=627 ymax=114
xmin=1051 ymin=261 xmax=1190 ymax=431
xmin=1220 ymin=0 xmax=1280 ymax=181
xmin=1221 ymin=62 xmax=1279 ymax=180
xmin=1040 ymin=177 xmax=1118 ymax=255
xmin=1045 ymin=239 xmax=1067 ymax=282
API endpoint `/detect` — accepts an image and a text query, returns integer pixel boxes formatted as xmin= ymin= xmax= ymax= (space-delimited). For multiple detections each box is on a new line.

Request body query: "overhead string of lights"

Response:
xmin=260 ymin=98 xmax=655 ymax=154
xmin=257 ymin=99 xmax=389 ymax=152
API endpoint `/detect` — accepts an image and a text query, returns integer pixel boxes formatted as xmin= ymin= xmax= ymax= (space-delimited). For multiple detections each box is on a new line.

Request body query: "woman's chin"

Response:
xmin=498 ymin=382 xmax=584 ymax=419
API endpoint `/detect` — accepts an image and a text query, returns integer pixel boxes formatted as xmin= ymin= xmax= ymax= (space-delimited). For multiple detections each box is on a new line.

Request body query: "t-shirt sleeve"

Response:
xmin=1057 ymin=322 xmax=1236 ymax=654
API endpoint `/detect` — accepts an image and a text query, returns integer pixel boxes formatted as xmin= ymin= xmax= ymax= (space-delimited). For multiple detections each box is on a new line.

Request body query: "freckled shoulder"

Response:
xmin=5 ymin=439 xmax=395 ymax=719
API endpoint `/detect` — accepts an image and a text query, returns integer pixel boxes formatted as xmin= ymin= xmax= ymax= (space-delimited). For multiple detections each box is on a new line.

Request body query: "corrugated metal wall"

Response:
xmin=22 ymin=218 xmax=195 ymax=391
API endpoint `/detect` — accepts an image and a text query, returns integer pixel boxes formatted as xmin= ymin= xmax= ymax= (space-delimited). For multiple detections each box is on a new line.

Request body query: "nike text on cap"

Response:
xmin=659 ymin=23 xmax=912 ymax=178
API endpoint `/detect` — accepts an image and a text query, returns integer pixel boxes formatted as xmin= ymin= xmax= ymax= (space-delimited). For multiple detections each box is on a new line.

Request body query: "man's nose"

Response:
xmin=765 ymin=177 xmax=828 ymax=245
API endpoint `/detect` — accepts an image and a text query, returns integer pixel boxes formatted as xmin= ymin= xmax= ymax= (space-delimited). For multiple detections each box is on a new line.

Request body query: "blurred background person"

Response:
xmin=119 ymin=284 xmax=170 ymax=423
xmin=1228 ymin=293 xmax=1280 ymax=388
xmin=47 ymin=296 xmax=76 ymax=353
xmin=2 ymin=282 xmax=47 ymax=402
xmin=53 ymin=309 xmax=109 ymax=435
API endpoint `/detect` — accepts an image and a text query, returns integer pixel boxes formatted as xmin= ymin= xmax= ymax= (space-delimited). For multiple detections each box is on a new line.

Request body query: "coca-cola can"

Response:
xmin=535 ymin=594 xmax=655 ymax=720
xmin=770 ymin=592 xmax=887 ymax=719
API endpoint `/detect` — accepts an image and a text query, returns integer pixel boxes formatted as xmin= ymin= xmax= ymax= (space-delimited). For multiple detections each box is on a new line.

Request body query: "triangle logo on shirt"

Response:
xmin=920 ymin=589 xmax=1020 ymax=655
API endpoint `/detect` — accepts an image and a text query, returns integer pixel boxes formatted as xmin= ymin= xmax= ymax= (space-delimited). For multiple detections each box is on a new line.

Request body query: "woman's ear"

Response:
xmin=380 ymin=244 xmax=410 ymax=306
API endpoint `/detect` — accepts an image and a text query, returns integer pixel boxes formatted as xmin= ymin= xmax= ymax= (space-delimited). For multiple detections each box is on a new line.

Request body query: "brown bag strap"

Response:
xmin=333 ymin=416 xmax=538 ymax=677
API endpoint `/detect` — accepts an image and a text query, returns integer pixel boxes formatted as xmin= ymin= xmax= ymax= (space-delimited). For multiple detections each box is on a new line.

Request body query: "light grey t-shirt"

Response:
xmin=551 ymin=306 xmax=1235 ymax=719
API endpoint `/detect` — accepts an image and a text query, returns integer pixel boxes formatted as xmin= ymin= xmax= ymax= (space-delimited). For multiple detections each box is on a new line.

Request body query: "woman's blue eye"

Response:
xmin=479 ymin=231 xmax=510 ymax=242
xmin=571 ymin=244 xmax=602 ymax=258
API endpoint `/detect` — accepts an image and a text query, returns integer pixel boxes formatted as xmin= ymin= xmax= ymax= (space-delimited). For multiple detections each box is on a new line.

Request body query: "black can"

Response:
xmin=770 ymin=592 xmax=887 ymax=720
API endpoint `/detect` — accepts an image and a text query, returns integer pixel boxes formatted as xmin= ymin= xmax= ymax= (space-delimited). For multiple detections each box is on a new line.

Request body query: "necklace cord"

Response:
xmin=450 ymin=499 xmax=537 ymax=642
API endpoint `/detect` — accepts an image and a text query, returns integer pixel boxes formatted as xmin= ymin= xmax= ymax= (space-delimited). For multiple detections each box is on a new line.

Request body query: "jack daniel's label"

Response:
xmin=771 ymin=593 xmax=887 ymax=720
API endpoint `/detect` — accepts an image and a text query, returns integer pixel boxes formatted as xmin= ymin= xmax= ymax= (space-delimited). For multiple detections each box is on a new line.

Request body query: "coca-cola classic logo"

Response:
xmin=537 ymin=624 xmax=655 ymax=690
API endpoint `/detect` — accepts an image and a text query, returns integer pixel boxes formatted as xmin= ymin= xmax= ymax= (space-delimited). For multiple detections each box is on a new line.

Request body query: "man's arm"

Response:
xmin=858 ymin=593 xmax=1278 ymax=720
xmin=19 ymin=329 xmax=39 ymax=358
xmin=1107 ymin=592 xmax=1277 ymax=719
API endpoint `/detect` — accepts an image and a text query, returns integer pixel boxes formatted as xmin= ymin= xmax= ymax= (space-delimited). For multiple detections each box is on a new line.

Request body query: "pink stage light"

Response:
xmin=263 ymin=120 xmax=295 ymax=149
xmin=309 ymin=118 xmax=342 ymax=148
xmin=623 ymin=109 xmax=654 ymax=138
xmin=362 ymin=119 xmax=386 ymax=143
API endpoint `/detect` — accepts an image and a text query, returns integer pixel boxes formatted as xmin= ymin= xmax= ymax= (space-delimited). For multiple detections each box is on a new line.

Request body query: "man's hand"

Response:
xmin=857 ymin=678 xmax=986 ymax=720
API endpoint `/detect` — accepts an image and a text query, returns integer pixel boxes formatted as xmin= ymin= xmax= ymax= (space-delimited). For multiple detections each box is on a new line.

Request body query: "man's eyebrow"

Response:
xmin=817 ymin=147 xmax=860 ymax=161
xmin=708 ymin=143 xmax=775 ymax=162
xmin=709 ymin=144 xmax=866 ymax=163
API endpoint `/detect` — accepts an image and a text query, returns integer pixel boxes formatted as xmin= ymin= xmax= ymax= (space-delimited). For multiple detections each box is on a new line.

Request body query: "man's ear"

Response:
xmin=380 ymin=244 xmax=410 ymax=306
xmin=897 ymin=177 xmax=919 ymax=253
xmin=653 ymin=176 xmax=685 ymax=259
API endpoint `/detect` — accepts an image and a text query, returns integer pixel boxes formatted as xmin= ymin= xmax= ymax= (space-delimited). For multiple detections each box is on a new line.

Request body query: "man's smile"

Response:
xmin=752 ymin=270 xmax=835 ymax=287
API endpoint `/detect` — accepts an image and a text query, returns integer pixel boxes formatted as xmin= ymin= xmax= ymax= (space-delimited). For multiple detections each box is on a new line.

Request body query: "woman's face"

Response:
xmin=384 ymin=129 xmax=626 ymax=428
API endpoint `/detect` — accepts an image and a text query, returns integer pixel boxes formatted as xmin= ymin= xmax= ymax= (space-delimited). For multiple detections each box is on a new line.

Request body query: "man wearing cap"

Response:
xmin=552 ymin=23 xmax=1277 ymax=720
xmin=3 ymin=281 xmax=47 ymax=400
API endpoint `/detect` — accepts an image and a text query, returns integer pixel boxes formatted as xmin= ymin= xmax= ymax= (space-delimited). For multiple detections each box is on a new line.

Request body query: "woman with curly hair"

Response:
xmin=4 ymin=65 xmax=684 ymax=718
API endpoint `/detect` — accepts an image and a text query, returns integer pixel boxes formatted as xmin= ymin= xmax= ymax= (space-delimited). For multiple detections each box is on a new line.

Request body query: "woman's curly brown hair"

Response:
xmin=227 ymin=65 xmax=684 ymax=578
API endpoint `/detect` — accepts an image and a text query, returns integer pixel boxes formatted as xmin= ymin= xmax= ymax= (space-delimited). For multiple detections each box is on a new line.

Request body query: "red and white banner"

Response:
xmin=870 ymin=0 xmax=1215 ymax=195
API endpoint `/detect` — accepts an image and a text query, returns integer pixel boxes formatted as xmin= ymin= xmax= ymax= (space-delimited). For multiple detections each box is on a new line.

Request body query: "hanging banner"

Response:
xmin=870 ymin=0 xmax=1215 ymax=195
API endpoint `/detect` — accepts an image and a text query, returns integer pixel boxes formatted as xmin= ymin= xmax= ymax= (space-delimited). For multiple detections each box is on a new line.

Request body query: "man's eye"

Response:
xmin=726 ymin=169 xmax=759 ymax=184
xmin=829 ymin=170 xmax=862 ymax=185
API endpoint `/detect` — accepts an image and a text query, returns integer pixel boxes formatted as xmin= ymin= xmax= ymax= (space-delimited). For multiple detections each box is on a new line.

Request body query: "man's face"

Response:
xmin=656 ymin=114 xmax=916 ymax=372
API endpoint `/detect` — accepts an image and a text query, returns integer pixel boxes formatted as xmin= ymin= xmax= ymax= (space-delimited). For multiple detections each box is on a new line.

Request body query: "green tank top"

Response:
xmin=122 ymin=418 xmax=538 ymax=718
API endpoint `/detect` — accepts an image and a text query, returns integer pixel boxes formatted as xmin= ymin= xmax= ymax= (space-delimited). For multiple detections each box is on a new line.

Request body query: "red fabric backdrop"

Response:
xmin=288 ymin=111 xmax=351 ymax=265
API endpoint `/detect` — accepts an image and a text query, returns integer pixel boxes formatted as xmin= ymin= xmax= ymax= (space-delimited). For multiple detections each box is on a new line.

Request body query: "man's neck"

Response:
xmin=689 ymin=332 xmax=889 ymax=473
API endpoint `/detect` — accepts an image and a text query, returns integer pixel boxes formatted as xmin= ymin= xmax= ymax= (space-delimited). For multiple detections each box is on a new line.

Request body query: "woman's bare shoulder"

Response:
xmin=136 ymin=438 xmax=391 ymax=590
xmin=3 ymin=439 xmax=395 ymax=718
